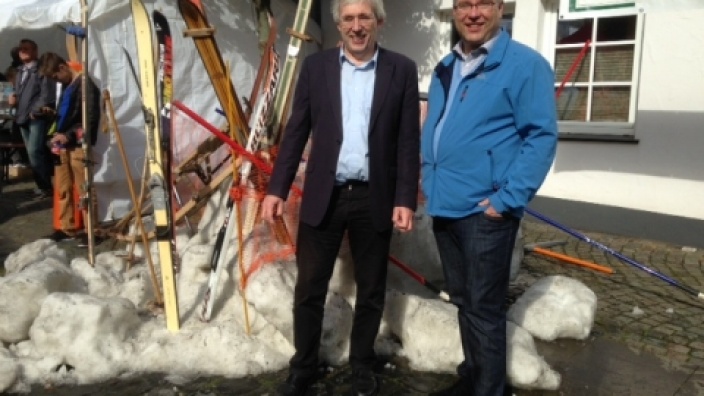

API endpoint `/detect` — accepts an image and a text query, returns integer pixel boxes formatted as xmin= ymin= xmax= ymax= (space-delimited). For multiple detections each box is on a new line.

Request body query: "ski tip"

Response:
xmin=439 ymin=291 xmax=451 ymax=303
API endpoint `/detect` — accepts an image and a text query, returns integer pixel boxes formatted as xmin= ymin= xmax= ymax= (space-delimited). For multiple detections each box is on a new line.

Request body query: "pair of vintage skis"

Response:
xmin=131 ymin=0 xmax=180 ymax=331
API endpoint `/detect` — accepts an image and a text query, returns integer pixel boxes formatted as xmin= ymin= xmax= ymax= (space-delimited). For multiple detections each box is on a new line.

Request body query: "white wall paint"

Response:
xmin=637 ymin=12 xmax=704 ymax=112
xmin=538 ymin=8 xmax=704 ymax=220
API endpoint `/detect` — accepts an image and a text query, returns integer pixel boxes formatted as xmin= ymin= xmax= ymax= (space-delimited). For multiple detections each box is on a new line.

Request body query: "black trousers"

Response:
xmin=290 ymin=183 xmax=392 ymax=376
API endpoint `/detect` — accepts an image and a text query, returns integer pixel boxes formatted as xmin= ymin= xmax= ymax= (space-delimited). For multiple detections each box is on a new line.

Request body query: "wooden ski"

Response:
xmin=78 ymin=0 xmax=97 ymax=265
xmin=131 ymin=0 xmax=180 ymax=331
xmin=267 ymin=0 xmax=314 ymax=146
xmin=177 ymin=0 xmax=249 ymax=146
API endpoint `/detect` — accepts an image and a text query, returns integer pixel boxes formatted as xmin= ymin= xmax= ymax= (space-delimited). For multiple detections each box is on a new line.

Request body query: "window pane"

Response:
xmin=556 ymin=87 xmax=588 ymax=121
xmin=557 ymin=19 xmax=592 ymax=44
xmin=594 ymin=45 xmax=634 ymax=82
xmin=596 ymin=15 xmax=636 ymax=41
xmin=591 ymin=87 xmax=630 ymax=122
xmin=555 ymin=48 xmax=591 ymax=83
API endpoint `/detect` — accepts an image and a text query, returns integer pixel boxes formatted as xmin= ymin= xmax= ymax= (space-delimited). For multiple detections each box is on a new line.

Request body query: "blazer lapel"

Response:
xmin=369 ymin=49 xmax=393 ymax=134
xmin=325 ymin=53 xmax=343 ymax=137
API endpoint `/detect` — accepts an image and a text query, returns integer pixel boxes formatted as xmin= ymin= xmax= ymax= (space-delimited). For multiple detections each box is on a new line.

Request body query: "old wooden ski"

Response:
xmin=131 ymin=0 xmax=180 ymax=331
xmin=267 ymin=0 xmax=314 ymax=146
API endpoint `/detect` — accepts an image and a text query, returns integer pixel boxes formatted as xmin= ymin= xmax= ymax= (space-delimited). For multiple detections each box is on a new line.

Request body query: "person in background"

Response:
xmin=8 ymin=39 xmax=55 ymax=199
xmin=38 ymin=52 xmax=100 ymax=243
xmin=3 ymin=47 xmax=30 ymax=164
xmin=422 ymin=1 xmax=558 ymax=395
xmin=261 ymin=0 xmax=420 ymax=395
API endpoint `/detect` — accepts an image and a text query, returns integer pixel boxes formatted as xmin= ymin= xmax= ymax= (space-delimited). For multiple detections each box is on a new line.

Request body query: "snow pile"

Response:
xmin=0 ymin=197 xmax=597 ymax=393
xmin=380 ymin=291 xmax=462 ymax=372
xmin=0 ymin=257 xmax=85 ymax=343
xmin=507 ymin=322 xmax=561 ymax=390
xmin=507 ymin=275 xmax=597 ymax=341
xmin=0 ymin=347 xmax=18 ymax=391
xmin=3 ymin=239 xmax=68 ymax=275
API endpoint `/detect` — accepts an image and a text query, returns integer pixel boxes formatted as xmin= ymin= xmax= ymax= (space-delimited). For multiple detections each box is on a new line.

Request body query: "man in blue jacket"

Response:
xmin=422 ymin=1 xmax=558 ymax=395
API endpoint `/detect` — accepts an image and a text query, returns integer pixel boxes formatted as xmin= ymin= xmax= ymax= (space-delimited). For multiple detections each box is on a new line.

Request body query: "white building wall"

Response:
xmin=535 ymin=7 xmax=704 ymax=221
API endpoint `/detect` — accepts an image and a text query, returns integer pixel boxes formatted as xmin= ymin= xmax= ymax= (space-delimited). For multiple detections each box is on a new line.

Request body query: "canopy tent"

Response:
xmin=0 ymin=0 xmax=320 ymax=220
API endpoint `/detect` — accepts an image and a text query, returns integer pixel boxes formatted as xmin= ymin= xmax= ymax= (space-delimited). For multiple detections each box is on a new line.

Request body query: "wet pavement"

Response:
xmin=2 ymin=178 xmax=704 ymax=395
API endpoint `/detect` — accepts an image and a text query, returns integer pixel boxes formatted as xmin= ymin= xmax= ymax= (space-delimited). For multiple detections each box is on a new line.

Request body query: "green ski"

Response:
xmin=267 ymin=0 xmax=314 ymax=146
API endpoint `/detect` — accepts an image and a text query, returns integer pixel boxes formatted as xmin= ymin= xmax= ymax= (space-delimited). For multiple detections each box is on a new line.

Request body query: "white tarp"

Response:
xmin=0 ymin=0 xmax=320 ymax=220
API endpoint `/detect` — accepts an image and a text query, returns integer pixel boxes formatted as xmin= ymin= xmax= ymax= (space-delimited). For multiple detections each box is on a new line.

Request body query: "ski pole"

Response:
xmin=525 ymin=243 xmax=613 ymax=274
xmin=526 ymin=208 xmax=704 ymax=300
xmin=388 ymin=256 xmax=451 ymax=303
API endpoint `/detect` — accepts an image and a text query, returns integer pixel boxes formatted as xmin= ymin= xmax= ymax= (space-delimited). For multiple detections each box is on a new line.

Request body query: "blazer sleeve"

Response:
xmin=394 ymin=59 xmax=421 ymax=211
xmin=267 ymin=55 xmax=313 ymax=199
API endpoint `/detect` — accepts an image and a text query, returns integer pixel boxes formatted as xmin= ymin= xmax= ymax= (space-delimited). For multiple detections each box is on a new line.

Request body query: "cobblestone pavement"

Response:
xmin=2 ymin=179 xmax=704 ymax=395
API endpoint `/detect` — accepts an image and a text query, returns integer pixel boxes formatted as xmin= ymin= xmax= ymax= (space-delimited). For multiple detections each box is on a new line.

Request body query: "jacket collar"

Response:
xmin=435 ymin=28 xmax=511 ymax=91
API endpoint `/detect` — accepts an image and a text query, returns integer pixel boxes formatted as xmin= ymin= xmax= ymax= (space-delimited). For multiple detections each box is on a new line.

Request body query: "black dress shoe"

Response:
xmin=46 ymin=230 xmax=75 ymax=242
xmin=429 ymin=377 xmax=472 ymax=396
xmin=277 ymin=373 xmax=315 ymax=396
xmin=351 ymin=368 xmax=379 ymax=396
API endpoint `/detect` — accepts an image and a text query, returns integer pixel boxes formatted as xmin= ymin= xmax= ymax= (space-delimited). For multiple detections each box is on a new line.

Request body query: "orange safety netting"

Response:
xmin=170 ymin=102 xmax=304 ymax=288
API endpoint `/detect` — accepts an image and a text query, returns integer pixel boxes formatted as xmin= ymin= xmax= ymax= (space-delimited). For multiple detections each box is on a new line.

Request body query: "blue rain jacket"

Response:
xmin=421 ymin=29 xmax=558 ymax=219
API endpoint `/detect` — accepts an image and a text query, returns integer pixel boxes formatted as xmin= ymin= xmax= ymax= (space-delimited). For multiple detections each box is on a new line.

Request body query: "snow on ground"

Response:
xmin=0 ymin=188 xmax=598 ymax=393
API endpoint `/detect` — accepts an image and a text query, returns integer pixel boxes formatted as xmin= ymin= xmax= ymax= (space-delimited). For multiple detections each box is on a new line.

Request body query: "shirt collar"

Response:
xmin=23 ymin=61 xmax=38 ymax=70
xmin=451 ymin=30 xmax=500 ymax=61
xmin=339 ymin=46 xmax=379 ymax=69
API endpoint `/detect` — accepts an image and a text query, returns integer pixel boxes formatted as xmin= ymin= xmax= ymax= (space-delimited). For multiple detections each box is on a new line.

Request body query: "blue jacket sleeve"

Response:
xmin=490 ymin=57 xmax=558 ymax=215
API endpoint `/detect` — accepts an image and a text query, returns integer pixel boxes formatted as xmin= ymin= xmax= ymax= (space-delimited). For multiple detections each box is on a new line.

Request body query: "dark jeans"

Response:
xmin=432 ymin=213 xmax=519 ymax=396
xmin=290 ymin=183 xmax=392 ymax=377
xmin=19 ymin=119 xmax=53 ymax=191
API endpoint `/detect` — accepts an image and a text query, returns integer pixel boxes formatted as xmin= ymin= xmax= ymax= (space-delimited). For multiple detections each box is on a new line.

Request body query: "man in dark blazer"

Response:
xmin=261 ymin=1 xmax=419 ymax=395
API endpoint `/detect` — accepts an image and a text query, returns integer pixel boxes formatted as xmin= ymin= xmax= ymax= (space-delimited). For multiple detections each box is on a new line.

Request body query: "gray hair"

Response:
xmin=331 ymin=0 xmax=386 ymax=23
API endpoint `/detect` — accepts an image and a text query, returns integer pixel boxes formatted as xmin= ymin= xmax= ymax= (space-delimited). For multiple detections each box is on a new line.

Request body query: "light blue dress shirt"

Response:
xmin=336 ymin=48 xmax=378 ymax=183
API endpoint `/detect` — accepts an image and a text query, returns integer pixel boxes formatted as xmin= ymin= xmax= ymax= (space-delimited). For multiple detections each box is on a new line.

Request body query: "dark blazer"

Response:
xmin=267 ymin=47 xmax=420 ymax=231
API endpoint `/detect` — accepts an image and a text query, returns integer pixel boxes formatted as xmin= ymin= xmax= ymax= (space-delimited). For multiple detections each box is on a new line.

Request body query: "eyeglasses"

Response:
xmin=339 ymin=14 xmax=376 ymax=27
xmin=454 ymin=1 xmax=496 ymax=13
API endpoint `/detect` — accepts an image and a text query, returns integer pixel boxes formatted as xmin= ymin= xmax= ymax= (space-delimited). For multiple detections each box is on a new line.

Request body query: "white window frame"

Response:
xmin=544 ymin=1 xmax=644 ymax=136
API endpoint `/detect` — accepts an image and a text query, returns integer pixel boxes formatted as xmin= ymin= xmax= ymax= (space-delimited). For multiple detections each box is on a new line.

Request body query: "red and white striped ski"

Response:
xmin=199 ymin=12 xmax=280 ymax=322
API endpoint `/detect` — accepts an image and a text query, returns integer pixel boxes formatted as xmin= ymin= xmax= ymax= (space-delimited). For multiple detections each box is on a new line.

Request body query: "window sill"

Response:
xmin=557 ymin=121 xmax=638 ymax=143
xmin=558 ymin=133 xmax=639 ymax=143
